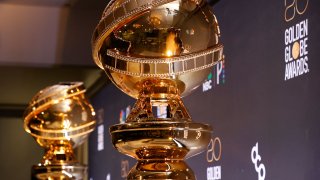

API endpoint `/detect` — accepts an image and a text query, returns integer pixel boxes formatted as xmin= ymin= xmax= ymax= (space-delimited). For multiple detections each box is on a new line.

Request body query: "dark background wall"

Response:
xmin=0 ymin=117 xmax=43 ymax=179
xmin=89 ymin=0 xmax=320 ymax=179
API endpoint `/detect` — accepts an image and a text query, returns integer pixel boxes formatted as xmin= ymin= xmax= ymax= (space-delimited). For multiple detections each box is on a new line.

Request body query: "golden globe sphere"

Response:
xmin=92 ymin=0 xmax=223 ymax=99
xmin=24 ymin=82 xmax=96 ymax=148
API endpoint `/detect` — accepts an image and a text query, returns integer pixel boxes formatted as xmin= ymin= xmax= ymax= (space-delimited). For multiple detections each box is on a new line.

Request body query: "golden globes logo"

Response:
xmin=284 ymin=0 xmax=309 ymax=81
xmin=284 ymin=0 xmax=309 ymax=22
xmin=206 ymin=137 xmax=222 ymax=180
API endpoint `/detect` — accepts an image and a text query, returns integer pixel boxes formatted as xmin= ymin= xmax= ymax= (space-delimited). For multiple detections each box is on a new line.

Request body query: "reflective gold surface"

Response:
xmin=92 ymin=0 xmax=223 ymax=98
xmin=111 ymin=122 xmax=212 ymax=160
xmin=128 ymin=160 xmax=195 ymax=179
xmin=92 ymin=0 xmax=223 ymax=179
xmin=24 ymin=82 xmax=96 ymax=179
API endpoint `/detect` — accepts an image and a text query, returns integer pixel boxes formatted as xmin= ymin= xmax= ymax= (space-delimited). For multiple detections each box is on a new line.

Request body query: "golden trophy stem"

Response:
xmin=127 ymin=79 xmax=191 ymax=122
xmin=32 ymin=141 xmax=86 ymax=179
xmin=42 ymin=141 xmax=77 ymax=165
xmin=111 ymin=79 xmax=211 ymax=179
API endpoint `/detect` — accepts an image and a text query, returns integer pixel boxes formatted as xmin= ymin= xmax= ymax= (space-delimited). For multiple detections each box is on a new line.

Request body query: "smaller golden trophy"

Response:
xmin=23 ymin=82 xmax=96 ymax=179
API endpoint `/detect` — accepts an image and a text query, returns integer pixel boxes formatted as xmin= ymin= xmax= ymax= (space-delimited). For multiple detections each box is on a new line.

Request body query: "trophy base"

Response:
xmin=111 ymin=121 xmax=212 ymax=179
xmin=31 ymin=164 xmax=87 ymax=180
xmin=110 ymin=121 xmax=212 ymax=159
xmin=127 ymin=160 xmax=195 ymax=180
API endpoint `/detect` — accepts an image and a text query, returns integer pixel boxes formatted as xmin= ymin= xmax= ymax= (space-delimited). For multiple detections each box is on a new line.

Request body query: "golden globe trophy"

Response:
xmin=23 ymin=82 xmax=96 ymax=179
xmin=92 ymin=0 xmax=223 ymax=179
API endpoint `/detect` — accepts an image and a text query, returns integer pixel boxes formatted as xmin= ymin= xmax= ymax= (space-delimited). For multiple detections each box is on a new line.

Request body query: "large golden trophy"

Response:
xmin=23 ymin=82 xmax=96 ymax=179
xmin=92 ymin=0 xmax=223 ymax=179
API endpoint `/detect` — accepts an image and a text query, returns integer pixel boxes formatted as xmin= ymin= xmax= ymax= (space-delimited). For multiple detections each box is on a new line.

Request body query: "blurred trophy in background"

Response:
xmin=92 ymin=0 xmax=223 ymax=179
xmin=23 ymin=82 xmax=96 ymax=179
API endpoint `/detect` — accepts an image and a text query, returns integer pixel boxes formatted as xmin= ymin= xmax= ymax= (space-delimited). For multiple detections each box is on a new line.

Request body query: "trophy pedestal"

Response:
xmin=110 ymin=121 xmax=212 ymax=180
xmin=128 ymin=160 xmax=195 ymax=179
xmin=31 ymin=164 xmax=87 ymax=180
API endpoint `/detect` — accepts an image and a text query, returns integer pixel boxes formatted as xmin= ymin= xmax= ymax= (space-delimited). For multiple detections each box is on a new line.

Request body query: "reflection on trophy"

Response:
xmin=92 ymin=0 xmax=223 ymax=179
xmin=23 ymin=82 xmax=96 ymax=179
